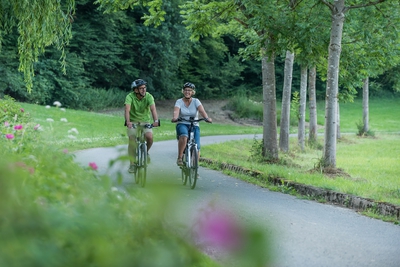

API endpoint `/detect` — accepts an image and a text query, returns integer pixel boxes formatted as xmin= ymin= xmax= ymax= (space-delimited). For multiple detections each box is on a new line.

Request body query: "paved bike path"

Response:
xmin=74 ymin=135 xmax=400 ymax=267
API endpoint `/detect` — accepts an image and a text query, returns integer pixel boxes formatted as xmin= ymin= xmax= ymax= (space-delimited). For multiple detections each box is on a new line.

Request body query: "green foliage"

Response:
xmin=356 ymin=120 xmax=375 ymax=137
xmin=0 ymin=0 xmax=75 ymax=92
xmin=225 ymin=93 xmax=263 ymax=121
xmin=291 ymin=91 xmax=300 ymax=120
xmin=249 ymin=137 xmax=264 ymax=163
xmin=0 ymin=95 xmax=29 ymax=124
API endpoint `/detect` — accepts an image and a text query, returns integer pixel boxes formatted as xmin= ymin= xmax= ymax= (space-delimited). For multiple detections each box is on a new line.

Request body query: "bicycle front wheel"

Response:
xmin=188 ymin=146 xmax=198 ymax=189
xmin=138 ymin=143 xmax=147 ymax=187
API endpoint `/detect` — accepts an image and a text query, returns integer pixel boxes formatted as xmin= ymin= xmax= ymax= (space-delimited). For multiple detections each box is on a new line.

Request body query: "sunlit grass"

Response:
xmin=20 ymin=102 xmax=263 ymax=151
xmin=201 ymin=134 xmax=400 ymax=206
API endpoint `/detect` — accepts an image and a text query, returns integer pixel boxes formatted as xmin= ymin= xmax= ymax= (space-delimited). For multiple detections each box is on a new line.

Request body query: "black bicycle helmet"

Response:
xmin=182 ymin=82 xmax=195 ymax=90
xmin=131 ymin=79 xmax=147 ymax=89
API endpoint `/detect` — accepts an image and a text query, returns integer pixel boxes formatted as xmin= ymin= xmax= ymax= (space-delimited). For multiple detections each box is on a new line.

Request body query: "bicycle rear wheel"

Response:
xmin=137 ymin=143 xmax=147 ymax=187
xmin=188 ymin=146 xmax=198 ymax=189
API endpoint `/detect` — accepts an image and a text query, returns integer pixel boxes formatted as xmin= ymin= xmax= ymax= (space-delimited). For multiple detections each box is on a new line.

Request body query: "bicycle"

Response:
xmin=176 ymin=117 xmax=210 ymax=189
xmin=130 ymin=123 xmax=153 ymax=187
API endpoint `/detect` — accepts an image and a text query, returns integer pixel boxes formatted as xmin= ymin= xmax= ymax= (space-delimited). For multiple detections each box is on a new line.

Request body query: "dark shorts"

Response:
xmin=176 ymin=123 xmax=201 ymax=150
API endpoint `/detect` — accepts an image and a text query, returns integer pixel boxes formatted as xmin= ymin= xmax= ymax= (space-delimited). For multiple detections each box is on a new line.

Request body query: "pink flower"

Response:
xmin=5 ymin=134 xmax=14 ymax=139
xmin=194 ymin=208 xmax=244 ymax=251
xmin=14 ymin=162 xmax=34 ymax=175
xmin=63 ymin=149 xmax=69 ymax=154
xmin=89 ymin=162 xmax=98 ymax=171
xmin=14 ymin=125 xmax=23 ymax=130
xmin=4 ymin=121 xmax=10 ymax=127
xmin=34 ymin=124 xmax=41 ymax=130
xmin=20 ymin=108 xmax=25 ymax=112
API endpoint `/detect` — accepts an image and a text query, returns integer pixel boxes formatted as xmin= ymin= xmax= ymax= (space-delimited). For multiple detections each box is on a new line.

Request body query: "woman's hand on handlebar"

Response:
xmin=171 ymin=118 xmax=178 ymax=123
xmin=205 ymin=117 xmax=212 ymax=123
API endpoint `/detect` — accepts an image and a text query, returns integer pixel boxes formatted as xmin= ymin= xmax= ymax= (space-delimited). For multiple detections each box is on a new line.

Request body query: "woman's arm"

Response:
xmin=198 ymin=105 xmax=212 ymax=123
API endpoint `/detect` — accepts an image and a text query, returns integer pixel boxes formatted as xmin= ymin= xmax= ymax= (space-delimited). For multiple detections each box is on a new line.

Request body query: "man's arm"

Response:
xmin=125 ymin=104 xmax=133 ymax=128
xmin=150 ymin=104 xmax=159 ymax=127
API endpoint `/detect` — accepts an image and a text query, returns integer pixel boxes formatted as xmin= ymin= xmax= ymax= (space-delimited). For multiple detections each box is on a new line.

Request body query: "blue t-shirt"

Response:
xmin=174 ymin=98 xmax=202 ymax=126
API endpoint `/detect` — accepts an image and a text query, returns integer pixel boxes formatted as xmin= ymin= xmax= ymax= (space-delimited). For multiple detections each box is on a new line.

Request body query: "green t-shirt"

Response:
xmin=124 ymin=92 xmax=155 ymax=122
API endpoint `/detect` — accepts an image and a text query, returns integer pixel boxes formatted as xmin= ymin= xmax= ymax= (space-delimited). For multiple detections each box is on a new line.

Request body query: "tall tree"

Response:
xmin=308 ymin=66 xmax=318 ymax=145
xmin=0 ymin=0 xmax=75 ymax=92
xmin=362 ymin=77 xmax=369 ymax=134
xmin=298 ymin=66 xmax=307 ymax=151
xmin=279 ymin=51 xmax=294 ymax=153
xmin=320 ymin=0 xmax=390 ymax=168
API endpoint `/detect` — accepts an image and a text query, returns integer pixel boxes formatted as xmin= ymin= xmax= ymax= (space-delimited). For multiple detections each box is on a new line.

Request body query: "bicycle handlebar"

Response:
xmin=173 ymin=117 xmax=211 ymax=123
xmin=131 ymin=123 xmax=154 ymax=129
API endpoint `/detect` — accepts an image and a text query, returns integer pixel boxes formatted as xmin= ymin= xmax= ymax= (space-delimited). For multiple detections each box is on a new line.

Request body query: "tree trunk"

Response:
xmin=337 ymin=102 xmax=341 ymax=139
xmin=298 ymin=65 xmax=307 ymax=151
xmin=308 ymin=65 xmax=318 ymax=144
xmin=279 ymin=50 xmax=294 ymax=153
xmin=323 ymin=0 xmax=345 ymax=168
xmin=262 ymin=47 xmax=279 ymax=160
xmin=362 ymin=77 xmax=369 ymax=133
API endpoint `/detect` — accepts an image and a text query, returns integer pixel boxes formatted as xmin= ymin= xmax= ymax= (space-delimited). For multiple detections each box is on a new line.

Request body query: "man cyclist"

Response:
xmin=125 ymin=79 xmax=159 ymax=173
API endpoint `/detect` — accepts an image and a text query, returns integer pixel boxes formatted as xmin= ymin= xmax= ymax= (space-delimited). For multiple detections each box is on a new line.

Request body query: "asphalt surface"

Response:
xmin=74 ymin=135 xmax=400 ymax=267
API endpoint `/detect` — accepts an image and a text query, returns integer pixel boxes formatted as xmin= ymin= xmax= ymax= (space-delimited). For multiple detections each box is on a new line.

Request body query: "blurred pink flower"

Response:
xmin=89 ymin=162 xmax=98 ymax=171
xmin=15 ymin=162 xmax=35 ymax=175
xmin=63 ymin=149 xmax=69 ymax=154
xmin=196 ymin=209 xmax=243 ymax=251
xmin=34 ymin=124 xmax=41 ymax=130
xmin=14 ymin=124 xmax=23 ymax=130
xmin=5 ymin=134 xmax=14 ymax=139
xmin=20 ymin=108 xmax=25 ymax=112
xmin=4 ymin=121 xmax=10 ymax=127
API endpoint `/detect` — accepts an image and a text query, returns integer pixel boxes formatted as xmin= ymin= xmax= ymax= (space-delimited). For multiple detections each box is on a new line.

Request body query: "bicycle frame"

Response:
xmin=131 ymin=123 xmax=153 ymax=187
xmin=177 ymin=117 xmax=208 ymax=189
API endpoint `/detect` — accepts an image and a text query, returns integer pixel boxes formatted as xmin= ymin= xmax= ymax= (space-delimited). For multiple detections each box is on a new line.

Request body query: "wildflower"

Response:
xmin=60 ymin=118 xmax=68 ymax=122
xmin=63 ymin=149 xmax=69 ymax=154
xmin=60 ymin=108 xmax=66 ymax=112
xmin=34 ymin=124 xmax=41 ymax=130
xmin=89 ymin=162 xmax=98 ymax=171
xmin=67 ymin=135 xmax=77 ymax=139
xmin=68 ymin=128 xmax=79 ymax=135
xmin=46 ymin=118 xmax=54 ymax=122
xmin=15 ymin=162 xmax=34 ymax=175
xmin=53 ymin=101 xmax=62 ymax=107
xmin=45 ymin=105 xmax=51 ymax=109
xmin=14 ymin=124 xmax=23 ymax=130
xmin=4 ymin=121 xmax=10 ymax=127
xmin=20 ymin=108 xmax=24 ymax=112
xmin=5 ymin=134 xmax=14 ymax=140
xmin=197 ymin=210 xmax=243 ymax=250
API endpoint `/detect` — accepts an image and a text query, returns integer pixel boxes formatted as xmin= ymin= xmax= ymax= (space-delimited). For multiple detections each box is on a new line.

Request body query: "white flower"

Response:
xmin=53 ymin=101 xmax=62 ymax=107
xmin=27 ymin=155 xmax=38 ymax=162
xmin=68 ymin=128 xmax=79 ymax=135
xmin=60 ymin=108 xmax=66 ymax=112
xmin=45 ymin=105 xmax=51 ymax=109
xmin=60 ymin=118 xmax=68 ymax=122
xmin=46 ymin=118 xmax=54 ymax=122
xmin=67 ymin=135 xmax=77 ymax=139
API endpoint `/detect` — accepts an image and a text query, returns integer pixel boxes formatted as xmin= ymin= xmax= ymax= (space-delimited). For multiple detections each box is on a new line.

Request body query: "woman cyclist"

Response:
xmin=171 ymin=82 xmax=212 ymax=166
